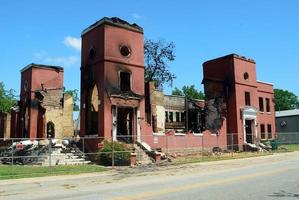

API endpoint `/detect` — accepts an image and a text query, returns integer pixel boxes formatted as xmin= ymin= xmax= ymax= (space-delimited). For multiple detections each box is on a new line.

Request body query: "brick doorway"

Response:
xmin=116 ymin=107 xmax=134 ymax=143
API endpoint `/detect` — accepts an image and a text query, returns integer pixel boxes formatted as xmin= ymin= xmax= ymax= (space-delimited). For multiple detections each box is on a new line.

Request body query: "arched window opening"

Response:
xmin=86 ymin=84 xmax=99 ymax=134
xmin=47 ymin=121 xmax=55 ymax=138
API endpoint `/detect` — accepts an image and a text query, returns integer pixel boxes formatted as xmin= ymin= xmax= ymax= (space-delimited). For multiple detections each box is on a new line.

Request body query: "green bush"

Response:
xmin=96 ymin=140 xmax=131 ymax=166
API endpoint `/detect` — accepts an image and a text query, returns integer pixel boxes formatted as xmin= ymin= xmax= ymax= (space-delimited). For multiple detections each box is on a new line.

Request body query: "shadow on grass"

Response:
xmin=268 ymin=190 xmax=299 ymax=199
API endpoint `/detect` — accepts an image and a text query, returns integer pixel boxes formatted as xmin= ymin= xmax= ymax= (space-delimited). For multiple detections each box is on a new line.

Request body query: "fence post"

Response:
xmin=82 ymin=137 xmax=85 ymax=154
xmin=11 ymin=138 xmax=14 ymax=166
xmin=231 ymin=133 xmax=234 ymax=157
xmin=112 ymin=137 xmax=115 ymax=168
xmin=82 ymin=137 xmax=85 ymax=165
xmin=201 ymin=134 xmax=204 ymax=161
xmin=166 ymin=135 xmax=168 ymax=155
xmin=49 ymin=138 xmax=52 ymax=168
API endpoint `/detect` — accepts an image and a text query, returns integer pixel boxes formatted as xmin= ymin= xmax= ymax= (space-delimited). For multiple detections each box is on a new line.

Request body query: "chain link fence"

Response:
xmin=1 ymin=132 xmax=299 ymax=170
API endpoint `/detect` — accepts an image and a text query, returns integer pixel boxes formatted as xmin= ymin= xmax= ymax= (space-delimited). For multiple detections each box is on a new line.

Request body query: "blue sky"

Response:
xmin=1 ymin=0 xmax=299 ymax=98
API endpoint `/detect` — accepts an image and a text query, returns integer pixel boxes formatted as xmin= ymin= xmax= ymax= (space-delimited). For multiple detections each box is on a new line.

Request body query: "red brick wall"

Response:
xmin=203 ymin=54 xmax=276 ymax=148
xmin=16 ymin=66 xmax=64 ymax=139
xmin=80 ymin=20 xmax=152 ymax=142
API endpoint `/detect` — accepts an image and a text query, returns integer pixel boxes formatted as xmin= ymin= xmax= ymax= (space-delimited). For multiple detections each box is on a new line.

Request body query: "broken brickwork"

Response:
xmin=0 ymin=111 xmax=11 ymax=138
xmin=9 ymin=64 xmax=74 ymax=139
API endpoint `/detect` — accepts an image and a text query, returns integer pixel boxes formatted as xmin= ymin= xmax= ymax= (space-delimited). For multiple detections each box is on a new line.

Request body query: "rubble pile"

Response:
xmin=0 ymin=139 xmax=90 ymax=166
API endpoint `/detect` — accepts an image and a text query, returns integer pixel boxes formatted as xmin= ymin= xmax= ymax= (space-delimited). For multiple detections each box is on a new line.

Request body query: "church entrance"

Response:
xmin=116 ymin=107 xmax=134 ymax=143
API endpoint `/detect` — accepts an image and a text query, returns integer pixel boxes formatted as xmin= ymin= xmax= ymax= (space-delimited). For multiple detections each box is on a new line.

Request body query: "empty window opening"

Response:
xmin=175 ymin=112 xmax=180 ymax=122
xmin=259 ymin=97 xmax=264 ymax=112
xmin=267 ymin=124 xmax=272 ymax=139
xmin=120 ymin=45 xmax=131 ymax=57
xmin=165 ymin=111 xmax=169 ymax=123
xmin=188 ymin=110 xmax=202 ymax=133
xmin=47 ymin=121 xmax=55 ymax=138
xmin=245 ymin=92 xmax=251 ymax=106
xmin=169 ymin=112 xmax=173 ymax=123
xmin=89 ymin=48 xmax=96 ymax=60
xmin=120 ymin=72 xmax=131 ymax=91
xmin=244 ymin=72 xmax=249 ymax=80
xmin=86 ymin=84 xmax=99 ymax=135
xmin=21 ymin=105 xmax=30 ymax=138
xmin=260 ymin=124 xmax=265 ymax=139
xmin=266 ymin=98 xmax=270 ymax=112
xmin=181 ymin=112 xmax=185 ymax=122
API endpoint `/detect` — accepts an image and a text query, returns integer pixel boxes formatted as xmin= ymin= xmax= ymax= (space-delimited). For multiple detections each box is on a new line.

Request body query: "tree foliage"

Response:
xmin=144 ymin=39 xmax=176 ymax=89
xmin=64 ymin=89 xmax=80 ymax=111
xmin=0 ymin=82 xmax=16 ymax=113
xmin=172 ymin=85 xmax=205 ymax=100
xmin=274 ymin=89 xmax=299 ymax=111
xmin=172 ymin=87 xmax=183 ymax=96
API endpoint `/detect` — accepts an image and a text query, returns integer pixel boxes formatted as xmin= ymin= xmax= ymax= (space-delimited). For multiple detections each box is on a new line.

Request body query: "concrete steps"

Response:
xmin=134 ymin=144 xmax=153 ymax=165
xmin=40 ymin=148 xmax=91 ymax=166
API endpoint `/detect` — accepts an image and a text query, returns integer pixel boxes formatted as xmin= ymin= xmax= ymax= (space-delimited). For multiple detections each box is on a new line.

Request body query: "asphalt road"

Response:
xmin=1 ymin=151 xmax=299 ymax=200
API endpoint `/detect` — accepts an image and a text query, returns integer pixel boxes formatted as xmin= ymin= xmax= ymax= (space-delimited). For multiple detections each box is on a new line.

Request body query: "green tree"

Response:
xmin=64 ymin=89 xmax=79 ymax=111
xmin=0 ymin=82 xmax=16 ymax=113
xmin=144 ymin=39 xmax=176 ymax=89
xmin=171 ymin=85 xmax=205 ymax=100
xmin=274 ymin=89 xmax=299 ymax=111
xmin=172 ymin=87 xmax=183 ymax=96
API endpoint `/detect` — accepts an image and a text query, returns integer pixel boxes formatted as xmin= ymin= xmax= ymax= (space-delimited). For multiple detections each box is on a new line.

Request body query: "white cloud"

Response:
xmin=44 ymin=56 xmax=79 ymax=67
xmin=64 ymin=36 xmax=81 ymax=51
xmin=131 ymin=13 xmax=143 ymax=20
xmin=33 ymin=51 xmax=79 ymax=68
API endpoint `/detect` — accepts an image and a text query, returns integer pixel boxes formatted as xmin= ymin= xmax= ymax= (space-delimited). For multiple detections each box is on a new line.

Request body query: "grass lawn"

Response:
xmin=278 ymin=144 xmax=299 ymax=151
xmin=172 ymin=151 xmax=274 ymax=165
xmin=0 ymin=165 xmax=107 ymax=180
xmin=172 ymin=144 xmax=299 ymax=165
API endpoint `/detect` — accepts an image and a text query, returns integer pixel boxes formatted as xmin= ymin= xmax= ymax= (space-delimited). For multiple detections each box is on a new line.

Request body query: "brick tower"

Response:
xmin=80 ymin=17 xmax=151 ymax=145
xmin=203 ymin=54 xmax=275 ymax=150
xmin=13 ymin=64 xmax=64 ymax=139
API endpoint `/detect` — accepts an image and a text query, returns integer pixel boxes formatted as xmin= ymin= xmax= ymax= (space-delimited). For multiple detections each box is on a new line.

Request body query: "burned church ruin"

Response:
xmin=0 ymin=17 xmax=276 ymax=154
xmin=8 ymin=64 xmax=74 ymax=139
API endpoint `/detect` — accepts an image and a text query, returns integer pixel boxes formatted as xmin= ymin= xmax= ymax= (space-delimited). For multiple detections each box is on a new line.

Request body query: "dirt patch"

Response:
xmin=63 ymin=184 xmax=77 ymax=189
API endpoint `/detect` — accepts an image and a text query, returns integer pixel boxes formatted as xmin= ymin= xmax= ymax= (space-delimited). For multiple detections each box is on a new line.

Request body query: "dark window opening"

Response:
xmin=86 ymin=84 xmax=99 ymax=135
xmin=267 ymin=124 xmax=272 ymax=139
xmin=89 ymin=48 xmax=96 ymax=60
xmin=245 ymin=92 xmax=251 ymax=106
xmin=260 ymin=124 xmax=265 ymax=139
xmin=120 ymin=45 xmax=131 ymax=57
xmin=120 ymin=72 xmax=131 ymax=91
xmin=259 ymin=97 xmax=264 ymax=112
xmin=175 ymin=112 xmax=180 ymax=122
xmin=165 ymin=111 xmax=169 ymax=123
xmin=266 ymin=98 xmax=270 ymax=112
xmin=169 ymin=112 xmax=173 ymax=122
xmin=24 ymin=80 xmax=28 ymax=92
xmin=244 ymin=72 xmax=249 ymax=80
xmin=181 ymin=112 xmax=185 ymax=122
xmin=47 ymin=121 xmax=55 ymax=138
